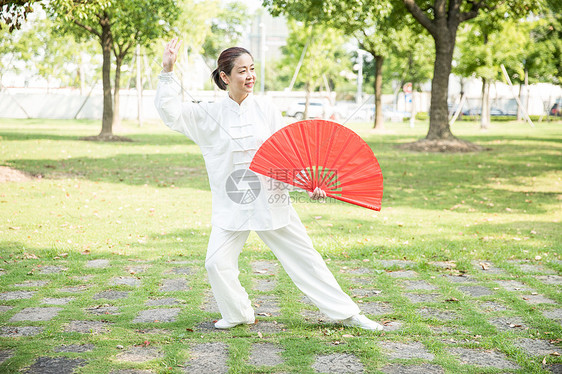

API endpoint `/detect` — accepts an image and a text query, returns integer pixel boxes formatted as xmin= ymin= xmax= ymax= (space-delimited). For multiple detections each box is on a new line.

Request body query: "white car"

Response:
xmin=286 ymin=102 xmax=331 ymax=120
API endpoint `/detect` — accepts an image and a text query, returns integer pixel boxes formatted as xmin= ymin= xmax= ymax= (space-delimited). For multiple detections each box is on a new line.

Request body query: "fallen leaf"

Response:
xmin=342 ymin=334 xmax=354 ymax=338
xmin=257 ymin=331 xmax=263 ymax=339
xmin=479 ymin=262 xmax=489 ymax=270
xmin=446 ymin=298 xmax=459 ymax=302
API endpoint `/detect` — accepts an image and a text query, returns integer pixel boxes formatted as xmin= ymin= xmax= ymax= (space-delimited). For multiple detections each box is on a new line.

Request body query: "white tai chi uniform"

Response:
xmin=155 ymin=72 xmax=360 ymax=323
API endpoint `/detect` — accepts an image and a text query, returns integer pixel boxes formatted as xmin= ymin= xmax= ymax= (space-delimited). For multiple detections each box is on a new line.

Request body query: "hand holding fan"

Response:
xmin=250 ymin=119 xmax=383 ymax=211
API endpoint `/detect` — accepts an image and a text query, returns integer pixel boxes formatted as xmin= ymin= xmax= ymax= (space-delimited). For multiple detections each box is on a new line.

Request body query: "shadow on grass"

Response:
xmin=8 ymin=152 xmax=210 ymax=190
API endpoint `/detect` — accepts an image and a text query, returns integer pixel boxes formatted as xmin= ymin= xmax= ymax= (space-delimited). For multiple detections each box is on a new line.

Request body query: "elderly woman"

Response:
xmin=154 ymin=38 xmax=382 ymax=331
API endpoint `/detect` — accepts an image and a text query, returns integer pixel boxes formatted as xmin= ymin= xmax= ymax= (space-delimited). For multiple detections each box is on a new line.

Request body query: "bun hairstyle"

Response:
xmin=211 ymin=47 xmax=253 ymax=90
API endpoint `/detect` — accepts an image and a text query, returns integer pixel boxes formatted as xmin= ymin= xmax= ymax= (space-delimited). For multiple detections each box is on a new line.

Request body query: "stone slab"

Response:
xmin=124 ymin=265 xmax=150 ymax=274
xmin=339 ymin=267 xmax=372 ymax=275
xmin=93 ymin=291 xmax=130 ymax=300
xmin=38 ymin=265 xmax=67 ymax=274
xmin=543 ymin=309 xmax=562 ymax=324
xmin=545 ymin=363 xmax=562 ymax=374
xmin=402 ymin=280 xmax=438 ymax=291
xmin=72 ymin=275 xmax=94 ymax=282
xmin=378 ymin=260 xmax=416 ymax=268
xmin=517 ymin=264 xmax=556 ymax=274
xmin=250 ymin=320 xmax=285 ymax=334
xmin=458 ymin=285 xmax=494 ymax=297
xmin=253 ymin=278 xmax=277 ymax=292
xmin=360 ymin=301 xmax=394 ymax=316
xmin=0 ymin=290 xmax=36 ymax=300
xmin=86 ymin=259 xmax=110 ymax=268
xmin=488 ymin=316 xmax=528 ymax=331
xmin=0 ymin=350 xmax=13 ymax=365
xmin=537 ymin=275 xmax=562 ymax=285
xmin=132 ymin=308 xmax=180 ymax=323
xmin=110 ymin=277 xmax=141 ymax=287
xmin=9 ymin=307 xmax=63 ymax=322
xmin=514 ymin=338 xmax=561 ymax=356
xmin=184 ymin=342 xmax=228 ymax=374
xmin=12 ymin=280 xmax=50 ymax=287
xmin=58 ymin=285 xmax=90 ymax=293
xmin=312 ymin=353 xmax=364 ymax=373
xmin=41 ymin=297 xmax=74 ymax=305
xmin=254 ymin=295 xmax=281 ymax=316
xmin=168 ymin=267 xmax=193 ymax=275
xmin=430 ymin=262 xmax=457 ymax=270
xmin=494 ymin=280 xmax=535 ymax=292
xmin=386 ymin=270 xmax=418 ymax=278
xmin=448 ymin=347 xmax=520 ymax=369
xmin=405 ymin=293 xmax=441 ymax=303
xmin=115 ymin=347 xmax=164 ymax=363
xmin=145 ymin=298 xmax=181 ymax=306
xmin=443 ymin=275 xmax=475 ymax=283
xmin=54 ymin=344 xmax=96 ymax=353
xmin=417 ymin=307 xmax=459 ymax=321
xmin=201 ymin=292 xmax=220 ymax=313
xmin=22 ymin=357 xmax=87 ymax=374
xmin=382 ymin=321 xmax=403 ymax=331
xmin=63 ymin=320 xmax=111 ymax=334
xmin=472 ymin=261 xmax=505 ymax=274
xmin=85 ymin=305 xmax=120 ymax=315
xmin=378 ymin=341 xmax=435 ymax=360
xmin=350 ymin=277 xmax=372 ymax=286
xmin=0 ymin=326 xmax=43 ymax=337
xmin=478 ymin=301 xmax=510 ymax=312
xmin=159 ymin=278 xmax=189 ymax=292
xmin=301 ymin=309 xmax=336 ymax=324
xmin=350 ymin=288 xmax=383 ymax=297
xmin=381 ymin=364 xmax=444 ymax=374
xmin=248 ymin=343 xmax=284 ymax=366
xmin=521 ymin=294 xmax=557 ymax=304
xmin=0 ymin=305 xmax=14 ymax=313
xmin=251 ymin=260 xmax=279 ymax=275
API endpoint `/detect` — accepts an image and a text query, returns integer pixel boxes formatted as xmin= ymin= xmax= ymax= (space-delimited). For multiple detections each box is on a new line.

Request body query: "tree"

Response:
xmin=399 ymin=0 xmax=538 ymax=144
xmin=455 ymin=16 xmax=528 ymax=129
xmin=264 ymin=0 xmax=410 ymax=129
xmin=46 ymin=0 xmax=179 ymax=140
xmin=200 ymin=0 xmax=249 ymax=69
xmin=1 ymin=0 xmax=36 ymax=31
xmin=278 ymin=20 xmax=349 ymax=118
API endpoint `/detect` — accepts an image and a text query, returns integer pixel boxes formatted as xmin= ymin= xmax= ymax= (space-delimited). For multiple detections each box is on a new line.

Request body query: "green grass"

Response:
xmin=0 ymin=117 xmax=561 ymax=373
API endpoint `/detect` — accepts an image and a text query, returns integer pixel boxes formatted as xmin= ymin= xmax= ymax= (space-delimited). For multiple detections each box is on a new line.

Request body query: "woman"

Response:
xmin=155 ymin=38 xmax=382 ymax=331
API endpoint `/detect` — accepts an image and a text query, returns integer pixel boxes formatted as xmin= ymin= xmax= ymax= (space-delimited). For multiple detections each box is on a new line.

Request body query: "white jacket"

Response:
xmin=154 ymin=72 xmax=293 ymax=231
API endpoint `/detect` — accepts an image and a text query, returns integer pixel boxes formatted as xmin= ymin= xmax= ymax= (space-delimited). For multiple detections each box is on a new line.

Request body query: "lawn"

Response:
xmin=0 ymin=117 xmax=560 ymax=373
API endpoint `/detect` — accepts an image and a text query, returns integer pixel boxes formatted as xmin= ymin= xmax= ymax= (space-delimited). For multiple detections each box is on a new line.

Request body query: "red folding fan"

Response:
xmin=249 ymin=119 xmax=383 ymax=211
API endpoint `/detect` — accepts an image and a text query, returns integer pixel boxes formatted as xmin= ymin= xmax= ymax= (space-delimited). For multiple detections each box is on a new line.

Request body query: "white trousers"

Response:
xmin=204 ymin=208 xmax=361 ymax=323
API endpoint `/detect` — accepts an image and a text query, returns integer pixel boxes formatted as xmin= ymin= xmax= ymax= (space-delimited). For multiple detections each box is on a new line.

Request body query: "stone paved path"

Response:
xmin=0 ymin=257 xmax=560 ymax=373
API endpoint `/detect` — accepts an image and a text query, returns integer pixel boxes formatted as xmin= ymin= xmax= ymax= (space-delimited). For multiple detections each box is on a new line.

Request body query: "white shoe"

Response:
xmin=341 ymin=314 xmax=384 ymax=331
xmin=214 ymin=318 xmax=255 ymax=329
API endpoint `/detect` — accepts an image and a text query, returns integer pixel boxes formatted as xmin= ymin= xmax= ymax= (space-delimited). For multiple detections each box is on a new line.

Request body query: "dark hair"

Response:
xmin=211 ymin=47 xmax=253 ymax=90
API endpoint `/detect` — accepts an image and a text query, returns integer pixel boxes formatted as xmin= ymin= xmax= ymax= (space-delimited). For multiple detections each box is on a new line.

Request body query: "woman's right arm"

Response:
xmin=154 ymin=38 xmax=205 ymax=142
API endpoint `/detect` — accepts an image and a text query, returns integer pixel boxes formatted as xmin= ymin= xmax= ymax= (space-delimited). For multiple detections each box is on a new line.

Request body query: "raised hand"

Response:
xmin=162 ymin=37 xmax=183 ymax=73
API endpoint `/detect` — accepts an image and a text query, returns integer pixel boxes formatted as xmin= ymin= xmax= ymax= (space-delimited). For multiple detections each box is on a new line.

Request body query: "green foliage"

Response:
xmin=277 ymin=20 xmax=350 ymax=92
xmin=454 ymin=16 xmax=530 ymax=82
xmin=525 ymin=11 xmax=562 ymax=84
xmin=200 ymin=0 xmax=249 ymax=68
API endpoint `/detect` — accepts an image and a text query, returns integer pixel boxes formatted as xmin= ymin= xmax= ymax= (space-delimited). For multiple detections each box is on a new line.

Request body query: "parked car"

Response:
xmin=550 ymin=99 xmax=562 ymax=116
xmin=286 ymin=102 xmax=332 ymax=120
xmin=461 ymin=107 xmax=511 ymax=116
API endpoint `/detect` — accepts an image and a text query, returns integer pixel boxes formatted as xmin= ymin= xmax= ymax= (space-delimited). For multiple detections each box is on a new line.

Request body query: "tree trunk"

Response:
xmin=373 ymin=55 xmax=384 ymax=130
xmin=113 ymin=54 xmax=123 ymax=130
xmin=426 ymin=33 xmax=455 ymax=140
xmin=99 ymin=13 xmax=113 ymax=137
xmin=304 ymin=82 xmax=310 ymax=119
xmin=480 ymin=77 xmax=490 ymax=130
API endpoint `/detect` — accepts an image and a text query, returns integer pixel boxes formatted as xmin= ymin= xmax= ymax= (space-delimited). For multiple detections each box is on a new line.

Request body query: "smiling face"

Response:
xmin=220 ymin=53 xmax=256 ymax=104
